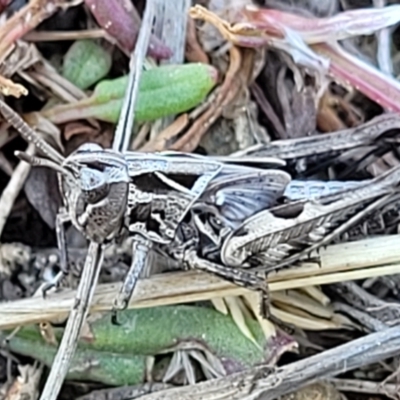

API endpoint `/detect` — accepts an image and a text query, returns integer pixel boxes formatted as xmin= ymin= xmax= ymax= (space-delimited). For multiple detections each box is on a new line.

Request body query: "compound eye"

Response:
xmin=79 ymin=167 xmax=110 ymax=204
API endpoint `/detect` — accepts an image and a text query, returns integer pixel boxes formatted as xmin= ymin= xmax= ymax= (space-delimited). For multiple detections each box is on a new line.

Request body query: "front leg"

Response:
xmin=111 ymin=234 xmax=153 ymax=324
xmin=40 ymin=209 xmax=70 ymax=298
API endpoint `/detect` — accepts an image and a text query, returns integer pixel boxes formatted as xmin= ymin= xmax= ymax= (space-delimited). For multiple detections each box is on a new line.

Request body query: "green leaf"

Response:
xmin=5 ymin=335 xmax=146 ymax=386
xmin=62 ymin=40 xmax=112 ymax=90
xmin=6 ymin=305 xmax=279 ymax=385
xmin=43 ymin=63 xmax=219 ymax=124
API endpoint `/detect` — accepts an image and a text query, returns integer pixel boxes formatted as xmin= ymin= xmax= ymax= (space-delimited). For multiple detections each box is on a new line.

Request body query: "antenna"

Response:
xmin=0 ymin=99 xmax=65 ymax=164
xmin=15 ymin=151 xmax=73 ymax=178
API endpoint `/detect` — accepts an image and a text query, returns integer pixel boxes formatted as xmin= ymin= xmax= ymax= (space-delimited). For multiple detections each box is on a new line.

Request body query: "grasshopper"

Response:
xmin=4 ymin=54 xmax=400 ymax=400
xmin=3 ymin=3 xmax=400 ymax=399
xmin=0 ymin=77 xmax=291 ymax=400
xmin=3 ymin=108 xmax=292 ymax=300
xmin=0 ymin=3 xmax=293 ymax=399
xmin=4 ymin=66 xmax=400 ymax=400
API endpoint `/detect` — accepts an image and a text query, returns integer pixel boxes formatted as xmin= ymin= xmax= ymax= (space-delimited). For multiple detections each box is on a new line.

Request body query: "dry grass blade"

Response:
xmin=224 ymin=296 xmax=260 ymax=346
xmin=1 ymin=235 xmax=400 ymax=330
xmin=38 ymin=242 xmax=103 ymax=400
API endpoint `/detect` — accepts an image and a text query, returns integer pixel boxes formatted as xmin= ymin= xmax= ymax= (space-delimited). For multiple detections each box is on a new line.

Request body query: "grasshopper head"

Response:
xmin=0 ymin=101 xmax=130 ymax=244
xmin=16 ymin=142 xmax=130 ymax=244
xmin=60 ymin=143 xmax=130 ymax=243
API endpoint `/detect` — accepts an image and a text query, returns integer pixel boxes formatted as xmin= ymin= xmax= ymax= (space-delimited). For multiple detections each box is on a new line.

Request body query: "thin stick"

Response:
xmin=38 ymin=242 xmax=104 ymax=400
xmin=112 ymin=0 xmax=157 ymax=153
xmin=330 ymin=378 xmax=399 ymax=397
xmin=136 ymin=326 xmax=400 ymax=399
xmin=0 ymin=143 xmax=34 ymax=237
xmin=24 ymin=29 xmax=107 ymax=42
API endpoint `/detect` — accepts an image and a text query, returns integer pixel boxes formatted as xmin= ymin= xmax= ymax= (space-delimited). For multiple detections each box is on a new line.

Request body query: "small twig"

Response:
xmin=75 ymin=383 xmax=174 ymax=400
xmin=330 ymin=378 xmax=399 ymax=397
xmin=332 ymin=281 xmax=400 ymax=326
xmin=0 ymin=143 xmax=34 ymax=238
xmin=24 ymin=29 xmax=107 ymax=42
xmin=377 ymin=364 xmax=400 ymax=400
xmin=38 ymin=243 xmax=104 ymax=400
xmin=112 ymin=0 xmax=157 ymax=153
xmin=136 ymin=326 xmax=400 ymax=399
xmin=333 ymin=302 xmax=388 ymax=332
